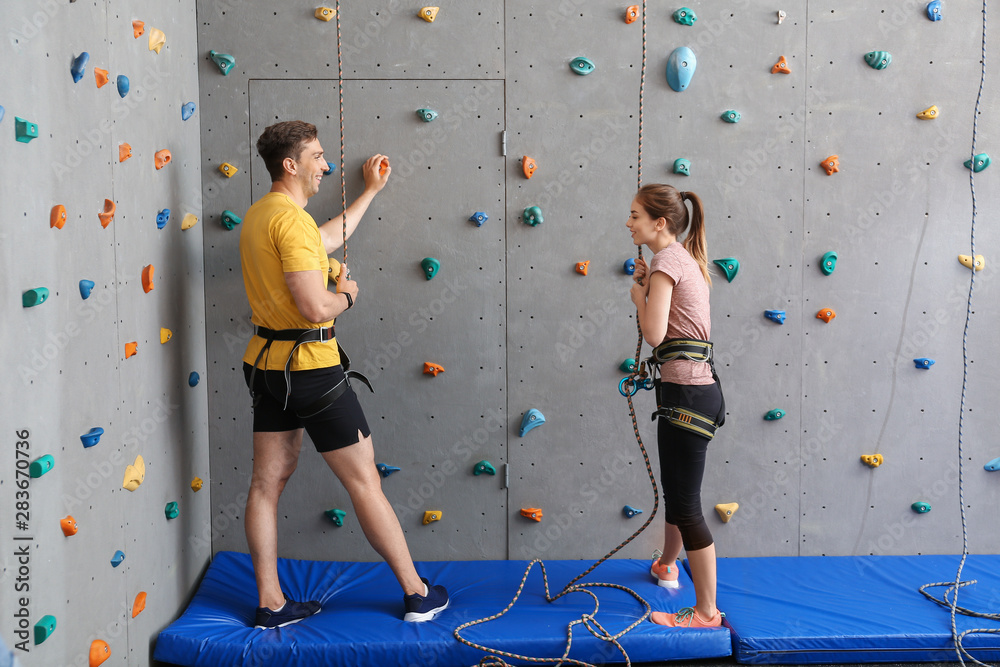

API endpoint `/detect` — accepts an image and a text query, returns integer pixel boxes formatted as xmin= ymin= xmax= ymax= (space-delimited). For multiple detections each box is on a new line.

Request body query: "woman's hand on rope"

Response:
xmin=632 ymin=256 xmax=648 ymax=284
xmin=630 ymin=259 xmax=650 ymax=308
xmin=362 ymin=153 xmax=390 ymax=193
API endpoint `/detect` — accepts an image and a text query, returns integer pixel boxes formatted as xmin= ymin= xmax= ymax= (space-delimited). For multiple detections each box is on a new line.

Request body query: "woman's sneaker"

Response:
xmin=403 ymin=578 xmax=449 ymax=622
xmin=651 ymin=606 xmax=724 ymax=628
xmin=650 ymin=556 xmax=680 ymax=589
xmin=254 ymin=597 xmax=321 ymax=629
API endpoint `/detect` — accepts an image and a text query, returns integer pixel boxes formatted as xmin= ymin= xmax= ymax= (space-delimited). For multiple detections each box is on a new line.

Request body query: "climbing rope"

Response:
xmin=916 ymin=2 xmax=1000 ymax=665
xmin=453 ymin=4 xmax=659 ymax=665
xmin=335 ymin=0 xmax=348 ymax=265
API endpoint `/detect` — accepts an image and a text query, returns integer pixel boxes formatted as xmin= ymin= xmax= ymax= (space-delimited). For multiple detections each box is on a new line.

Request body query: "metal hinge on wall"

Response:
xmin=503 ymin=463 xmax=509 ymax=489
xmin=501 ymin=130 xmax=507 ymax=157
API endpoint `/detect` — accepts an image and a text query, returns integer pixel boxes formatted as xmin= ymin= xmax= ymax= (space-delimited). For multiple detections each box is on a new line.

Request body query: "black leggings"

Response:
xmin=656 ymin=381 xmax=723 ymax=552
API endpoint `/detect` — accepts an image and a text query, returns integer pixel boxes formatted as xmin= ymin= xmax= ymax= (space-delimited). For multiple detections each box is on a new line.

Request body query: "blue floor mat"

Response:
xmin=715 ymin=554 xmax=1000 ymax=664
xmin=154 ymin=551 xmax=732 ymax=667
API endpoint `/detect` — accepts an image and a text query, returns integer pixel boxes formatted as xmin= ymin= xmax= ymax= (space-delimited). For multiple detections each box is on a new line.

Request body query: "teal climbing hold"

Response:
xmin=324 ymin=508 xmax=347 ymax=526
xmin=111 ymin=550 xmax=125 ymax=567
xmin=29 ymin=455 xmax=55 ymax=478
xmin=416 ymin=108 xmax=438 ymax=122
xmin=721 ymin=110 xmax=741 ymax=123
xmin=15 ymin=117 xmax=39 ymax=143
xmin=523 ymin=206 xmax=543 ymax=226
xmin=673 ymin=7 xmax=697 ymax=25
xmin=620 ymin=358 xmax=637 ymax=373
xmin=864 ymin=51 xmax=892 ymax=70
xmin=189 ymin=372 xmax=200 ymax=387
xmin=965 ymin=153 xmax=991 ymax=172
xmin=912 ymin=501 xmax=931 ymax=513
xmin=421 ymin=257 xmax=441 ymax=280
xmin=570 ymin=56 xmax=595 ymax=75
xmin=673 ymin=158 xmax=691 ymax=176
xmin=520 ymin=409 xmax=546 ymax=436
xmin=209 ymin=50 xmax=236 ymax=75
xmin=764 ymin=409 xmax=785 ymax=421
xmin=71 ymin=52 xmax=90 ymax=83
xmin=164 ymin=502 xmax=179 ymax=519
xmin=181 ymin=102 xmax=196 ymax=120
xmin=116 ymin=75 xmax=129 ymax=98
xmin=23 ymin=287 xmax=49 ymax=308
xmin=821 ymin=251 xmax=838 ymax=276
xmin=666 ymin=46 xmax=696 ymax=92
xmin=79 ymin=280 xmax=95 ymax=299
xmin=80 ymin=427 xmax=104 ymax=448
xmin=34 ymin=615 xmax=56 ymax=645
xmin=712 ymin=258 xmax=739 ymax=282
xmin=984 ymin=457 xmax=1000 ymax=472
xmin=376 ymin=463 xmax=401 ymax=477
xmin=473 ymin=460 xmax=497 ymax=476
xmin=623 ymin=505 xmax=643 ymax=518
xmin=221 ymin=210 xmax=242 ymax=230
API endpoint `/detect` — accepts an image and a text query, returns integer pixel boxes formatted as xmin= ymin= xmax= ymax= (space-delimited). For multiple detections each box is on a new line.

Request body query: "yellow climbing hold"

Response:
xmin=916 ymin=105 xmax=939 ymax=120
xmin=314 ymin=7 xmax=336 ymax=21
xmin=419 ymin=6 xmax=439 ymax=22
xmin=160 ymin=328 xmax=172 ymax=344
xmin=422 ymin=510 xmax=442 ymax=525
xmin=191 ymin=477 xmax=203 ymax=492
xmin=715 ymin=502 xmax=739 ymax=522
xmin=181 ymin=213 xmax=199 ymax=230
xmin=861 ymin=453 xmax=884 ymax=468
xmin=122 ymin=454 xmax=145 ymax=491
xmin=148 ymin=27 xmax=165 ymax=54
xmin=218 ymin=162 xmax=238 ymax=178
xmin=958 ymin=254 xmax=985 ymax=271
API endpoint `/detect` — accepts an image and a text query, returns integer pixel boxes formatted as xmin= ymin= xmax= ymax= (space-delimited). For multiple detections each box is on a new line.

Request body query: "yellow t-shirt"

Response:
xmin=240 ymin=191 xmax=342 ymax=371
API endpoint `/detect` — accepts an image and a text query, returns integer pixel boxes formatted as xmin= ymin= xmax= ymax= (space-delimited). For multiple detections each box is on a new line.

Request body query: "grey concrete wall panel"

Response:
xmin=0 ymin=2 xmax=207 ymax=665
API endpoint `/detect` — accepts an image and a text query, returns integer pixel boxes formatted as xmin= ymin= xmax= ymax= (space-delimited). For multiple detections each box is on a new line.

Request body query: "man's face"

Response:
xmin=292 ymin=138 xmax=329 ymax=198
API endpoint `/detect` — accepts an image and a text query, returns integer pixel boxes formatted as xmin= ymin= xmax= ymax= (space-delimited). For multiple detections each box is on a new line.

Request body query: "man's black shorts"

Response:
xmin=243 ymin=362 xmax=371 ymax=452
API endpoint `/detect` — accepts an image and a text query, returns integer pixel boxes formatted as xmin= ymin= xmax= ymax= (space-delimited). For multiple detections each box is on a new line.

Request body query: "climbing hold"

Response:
xmin=964 ymin=153 xmax=991 ymax=172
xmin=15 ymin=117 xmax=39 ymax=143
xmin=71 ymin=52 xmax=90 ymax=83
xmin=519 ymin=408 xmax=546 ymax=436
xmin=864 ymin=51 xmax=892 ymax=70
xmin=926 ymin=0 xmax=942 ymax=20
xmin=181 ymin=102 xmax=196 ymax=120
xmin=423 ymin=510 xmax=442 ymax=524
xmin=423 ymin=362 xmax=445 ymax=376
xmin=912 ymin=501 xmax=931 ymax=514
xmin=118 ymin=143 xmax=132 ymax=163
xmin=522 ymin=156 xmax=537 ymax=179
xmin=673 ymin=158 xmax=691 ymax=176
xmin=416 ymin=108 xmax=438 ymax=122
xmin=520 ymin=508 xmax=543 ymax=522
xmin=181 ymin=213 xmax=198 ymax=230
xmin=666 ymin=46 xmax=697 ymax=92
xmin=218 ymin=162 xmax=238 ymax=177
xmin=625 ymin=5 xmax=640 ymax=23
xmin=189 ymin=371 xmax=200 ymax=387
xmin=713 ymin=258 xmax=739 ymax=282
xmin=958 ymin=254 xmax=986 ymax=271
xmin=123 ymin=454 xmax=144 ymax=491
xmin=418 ymin=7 xmax=439 ymax=22
xmin=132 ymin=592 xmax=146 ymax=618
xmin=917 ymin=105 xmax=939 ymax=120
xmin=142 ymin=265 xmax=155 ymax=293
xmin=148 ymin=27 xmax=166 ymax=53
xmin=324 ymin=508 xmax=347 ymax=526
xmin=860 ymin=454 xmax=884 ymax=467
xmin=111 ymin=550 xmax=125 ymax=567
xmin=125 ymin=342 xmax=138 ymax=359
xmin=473 ymin=460 xmax=497 ymax=476
xmin=570 ymin=56 xmax=596 ymax=75
xmin=522 ymin=206 xmax=543 ymax=226
xmin=984 ymin=457 xmax=1000 ymax=472
xmin=164 ymin=501 xmax=179 ymax=520
xmin=715 ymin=502 xmax=739 ymax=522
xmin=95 ymin=68 xmax=109 ymax=88
xmin=771 ymin=55 xmax=790 ymax=74
xmin=624 ymin=258 xmax=636 ymax=275
xmin=79 ymin=280 xmax=95 ymax=300
xmin=721 ymin=110 xmax=741 ymax=123
xmin=132 ymin=20 xmax=145 ymax=38
xmin=421 ymin=257 xmax=441 ymax=280
xmin=379 ymin=157 xmax=389 ymax=175
xmin=29 ymin=455 xmax=54 ymax=478
xmin=34 ymin=615 xmax=56 ymax=645
xmin=22 ymin=288 xmax=49 ymax=308
xmin=221 ymin=210 xmax=242 ymax=230
xmin=116 ymin=75 xmax=129 ymax=98
xmin=160 ymin=328 xmax=173 ymax=344
xmin=575 ymin=261 xmax=590 ymax=276
xmin=777 ymin=10 xmax=787 ymax=23
xmin=914 ymin=358 xmax=935 ymax=369
xmin=156 ymin=209 xmax=170 ymax=229
xmin=764 ymin=309 xmax=786 ymax=324
xmin=816 ymin=308 xmax=836 ymax=323
xmin=80 ymin=427 xmax=104 ymax=448
xmin=672 ymin=7 xmax=697 ymax=25
xmin=820 ymin=250 xmax=838 ymax=276
xmin=622 ymin=505 xmax=643 ymax=518
xmin=620 ymin=358 xmax=637 ymax=373
xmin=191 ymin=477 xmax=203 ymax=491
xmin=0 ymin=105 xmax=4 ymax=123
xmin=376 ymin=463 xmax=401 ymax=477
xmin=209 ymin=50 xmax=236 ymax=75
xmin=821 ymin=155 xmax=840 ymax=176
xmin=99 ymin=199 xmax=116 ymax=228
xmin=154 ymin=149 xmax=171 ymax=170
xmin=323 ymin=163 xmax=336 ymax=175
xmin=469 ymin=211 xmax=488 ymax=226
xmin=61 ymin=516 xmax=78 ymax=536
xmin=315 ymin=7 xmax=336 ymax=21
xmin=764 ymin=409 xmax=785 ymax=421
xmin=50 ymin=204 xmax=67 ymax=229
xmin=90 ymin=639 xmax=111 ymax=667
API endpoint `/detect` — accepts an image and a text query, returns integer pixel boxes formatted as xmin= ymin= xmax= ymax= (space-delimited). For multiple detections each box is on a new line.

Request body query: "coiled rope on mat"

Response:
xmin=917 ymin=1 xmax=1000 ymax=665
xmin=452 ymin=3 xmax=658 ymax=665
xmin=335 ymin=0 xmax=348 ymax=264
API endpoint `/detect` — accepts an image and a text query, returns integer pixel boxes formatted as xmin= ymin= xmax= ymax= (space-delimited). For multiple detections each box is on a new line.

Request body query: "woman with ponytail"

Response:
xmin=627 ymin=184 xmax=725 ymax=629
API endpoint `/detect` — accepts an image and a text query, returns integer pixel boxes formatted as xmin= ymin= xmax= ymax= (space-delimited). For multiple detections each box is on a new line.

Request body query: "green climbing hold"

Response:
xmin=22 ymin=287 xmax=49 ymax=308
xmin=523 ymin=206 xmax=543 ymax=226
xmin=164 ymin=502 xmax=179 ymax=520
xmin=673 ymin=7 xmax=697 ymax=25
xmin=620 ymin=358 xmax=637 ymax=373
xmin=34 ymin=615 xmax=56 ymax=645
xmin=15 ymin=116 xmax=39 ymax=143
xmin=569 ymin=56 xmax=596 ymax=75
xmin=421 ymin=257 xmax=441 ymax=280
xmin=416 ymin=108 xmax=438 ymax=122
xmin=721 ymin=110 xmax=741 ymax=123
xmin=912 ymin=501 xmax=931 ymax=514
xmin=864 ymin=51 xmax=892 ymax=70
xmin=673 ymin=158 xmax=691 ymax=176
xmin=209 ymin=49 xmax=236 ymax=75
xmin=324 ymin=508 xmax=347 ymax=526
xmin=964 ymin=153 xmax=991 ymax=173
xmin=764 ymin=409 xmax=785 ymax=421
xmin=712 ymin=258 xmax=739 ymax=283
xmin=473 ymin=460 xmax=496 ymax=476
xmin=29 ymin=455 xmax=54 ymax=478
xmin=821 ymin=251 xmax=838 ymax=276
xmin=221 ymin=210 xmax=242 ymax=230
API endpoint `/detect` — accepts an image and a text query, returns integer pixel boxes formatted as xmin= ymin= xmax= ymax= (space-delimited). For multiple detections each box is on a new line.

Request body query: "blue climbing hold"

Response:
xmin=209 ymin=50 xmax=236 ymax=75
xmin=619 ymin=358 xmax=637 ymax=373
xmin=570 ymin=56 xmax=596 ymax=75
xmin=713 ymin=258 xmax=739 ymax=282
xmin=71 ymin=52 xmax=90 ymax=83
xmin=376 ymin=463 xmax=401 ymax=477
xmin=417 ymin=108 xmax=438 ymax=122
xmin=181 ymin=102 xmax=196 ymax=120
xmin=323 ymin=163 xmax=336 ymax=175
xmin=623 ymin=258 xmax=636 ymax=275
xmin=523 ymin=206 xmax=543 ymax=226
xmin=473 ymin=460 xmax=497 ymax=476
xmin=421 ymin=257 xmax=441 ymax=280
xmin=80 ymin=427 xmax=104 ymax=448
xmin=116 ymin=75 xmax=130 ymax=98
xmin=673 ymin=158 xmax=691 ymax=176
xmin=110 ymin=550 xmax=125 ymax=567
xmin=519 ymin=409 xmax=546 ymax=437
xmin=965 ymin=153 xmax=991 ymax=172
xmin=926 ymin=0 xmax=942 ymax=20
xmin=188 ymin=372 xmax=200 ymax=387
xmin=666 ymin=46 xmax=697 ymax=92
xmin=764 ymin=409 xmax=785 ymax=421
xmin=221 ymin=210 xmax=242 ymax=230
xmin=765 ymin=309 xmax=786 ymax=324
xmin=623 ymin=505 xmax=643 ymax=518
xmin=985 ymin=456 xmax=1000 ymax=472
xmin=0 ymin=105 xmax=5 ymax=124
xmin=469 ymin=211 xmax=488 ymax=227
xmin=156 ymin=209 xmax=170 ymax=229
xmin=79 ymin=280 xmax=95 ymax=300
xmin=914 ymin=358 xmax=935 ymax=369
xmin=324 ymin=508 xmax=347 ymax=526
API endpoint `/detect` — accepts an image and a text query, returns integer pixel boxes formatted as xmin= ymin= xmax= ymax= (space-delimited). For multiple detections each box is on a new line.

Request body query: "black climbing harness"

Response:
xmin=648 ymin=338 xmax=726 ymax=440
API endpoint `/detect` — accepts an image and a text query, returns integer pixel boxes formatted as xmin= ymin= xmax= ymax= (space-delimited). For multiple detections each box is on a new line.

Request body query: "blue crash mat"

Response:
xmin=154 ymin=551 xmax=731 ymax=666
xmin=714 ymin=554 xmax=1000 ymax=664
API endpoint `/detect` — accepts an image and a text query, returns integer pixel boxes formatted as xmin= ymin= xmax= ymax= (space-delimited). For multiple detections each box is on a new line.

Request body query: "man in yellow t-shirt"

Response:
xmin=240 ymin=121 xmax=448 ymax=629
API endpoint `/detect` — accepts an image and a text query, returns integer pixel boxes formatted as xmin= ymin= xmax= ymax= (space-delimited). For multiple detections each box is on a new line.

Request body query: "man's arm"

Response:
xmin=284 ymin=268 xmax=358 ymax=324
xmin=318 ymin=154 xmax=390 ymax=254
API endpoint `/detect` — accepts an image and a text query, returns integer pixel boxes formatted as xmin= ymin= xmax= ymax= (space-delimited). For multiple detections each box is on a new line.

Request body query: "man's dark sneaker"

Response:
xmin=254 ymin=597 xmax=321 ymax=629
xmin=403 ymin=578 xmax=449 ymax=622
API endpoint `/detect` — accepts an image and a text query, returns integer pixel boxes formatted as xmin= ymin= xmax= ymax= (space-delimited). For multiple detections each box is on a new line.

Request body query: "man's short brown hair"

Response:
xmin=256 ymin=120 xmax=318 ymax=182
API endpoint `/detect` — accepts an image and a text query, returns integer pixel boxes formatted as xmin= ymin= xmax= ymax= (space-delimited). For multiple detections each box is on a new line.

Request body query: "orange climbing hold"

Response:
xmin=520 ymin=508 xmax=543 ymax=521
xmin=821 ymin=155 xmax=840 ymax=176
xmin=132 ymin=592 xmax=147 ymax=618
xmin=125 ymin=342 xmax=138 ymax=358
xmin=89 ymin=639 xmax=111 ymax=667
xmin=816 ymin=308 xmax=836 ymax=323
xmin=625 ymin=5 xmax=640 ymax=23
xmin=771 ymin=55 xmax=790 ymax=73
xmin=99 ymin=199 xmax=115 ymax=228
xmin=155 ymin=149 xmax=171 ymax=170
xmin=95 ymin=67 xmax=109 ymax=88
xmin=142 ymin=265 xmax=155 ymax=293
xmin=379 ymin=157 xmax=389 ymax=176
xmin=522 ymin=156 xmax=537 ymax=179
xmin=423 ymin=362 xmax=445 ymax=376
xmin=132 ymin=20 xmax=145 ymax=38
xmin=51 ymin=204 xmax=67 ymax=229
xmin=60 ymin=515 xmax=78 ymax=536
xmin=575 ymin=261 xmax=590 ymax=276
xmin=119 ymin=143 xmax=132 ymax=163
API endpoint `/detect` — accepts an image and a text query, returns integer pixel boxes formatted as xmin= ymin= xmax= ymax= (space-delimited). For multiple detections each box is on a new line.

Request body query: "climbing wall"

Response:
xmin=199 ymin=0 xmax=1000 ymax=573
xmin=0 ymin=2 xmax=209 ymax=665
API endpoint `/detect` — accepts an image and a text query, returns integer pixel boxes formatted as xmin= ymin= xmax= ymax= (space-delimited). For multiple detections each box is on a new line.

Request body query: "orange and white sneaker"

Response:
xmin=650 ymin=606 xmax=724 ymax=628
xmin=650 ymin=557 xmax=680 ymax=589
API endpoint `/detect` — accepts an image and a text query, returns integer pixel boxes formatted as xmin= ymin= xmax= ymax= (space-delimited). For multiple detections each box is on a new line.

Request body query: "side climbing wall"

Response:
xmin=200 ymin=0 xmax=1000 ymax=571
xmin=0 ymin=2 xmax=208 ymax=665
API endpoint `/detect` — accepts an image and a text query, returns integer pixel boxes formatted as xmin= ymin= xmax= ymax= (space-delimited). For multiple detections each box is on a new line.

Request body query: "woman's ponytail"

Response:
xmin=681 ymin=191 xmax=711 ymax=286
